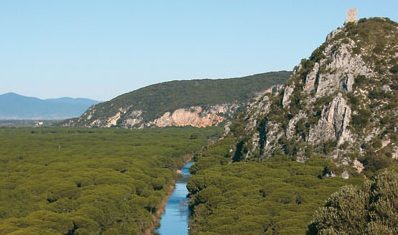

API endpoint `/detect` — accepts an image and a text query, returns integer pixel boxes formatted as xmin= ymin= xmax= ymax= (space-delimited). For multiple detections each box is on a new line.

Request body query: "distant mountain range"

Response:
xmin=0 ymin=93 xmax=98 ymax=120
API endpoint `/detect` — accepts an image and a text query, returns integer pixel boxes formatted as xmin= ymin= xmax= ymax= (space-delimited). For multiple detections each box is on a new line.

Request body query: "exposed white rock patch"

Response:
xmin=304 ymin=62 xmax=319 ymax=93
xmin=237 ymin=85 xmax=286 ymax=157
xmin=309 ymin=93 xmax=352 ymax=145
xmin=243 ymin=86 xmax=284 ymax=132
xmin=353 ymin=159 xmax=364 ymax=173
xmin=223 ymin=121 xmax=232 ymax=136
xmin=364 ymin=128 xmax=381 ymax=142
xmin=382 ymin=139 xmax=391 ymax=148
xmin=90 ymin=119 xmax=101 ymax=127
xmin=313 ymin=39 xmax=372 ymax=98
xmin=341 ymin=170 xmax=350 ymax=179
xmin=286 ymin=112 xmax=307 ymax=139
xmin=123 ymin=110 xmax=144 ymax=128
xmin=392 ymin=147 xmax=398 ymax=160
xmin=106 ymin=111 xmax=122 ymax=127
xmin=152 ymin=104 xmax=237 ymax=128
xmin=282 ymin=85 xmax=294 ymax=108
xmin=262 ymin=122 xmax=284 ymax=156
xmin=382 ymin=84 xmax=392 ymax=92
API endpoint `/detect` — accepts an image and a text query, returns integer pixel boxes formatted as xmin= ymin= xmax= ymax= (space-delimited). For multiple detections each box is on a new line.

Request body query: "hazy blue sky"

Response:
xmin=0 ymin=1 xmax=397 ymax=101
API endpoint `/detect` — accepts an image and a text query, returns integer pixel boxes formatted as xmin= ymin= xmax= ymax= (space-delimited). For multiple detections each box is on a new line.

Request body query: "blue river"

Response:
xmin=156 ymin=162 xmax=193 ymax=235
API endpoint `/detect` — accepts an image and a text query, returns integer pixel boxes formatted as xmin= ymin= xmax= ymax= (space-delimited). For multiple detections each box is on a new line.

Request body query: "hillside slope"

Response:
xmin=188 ymin=17 xmax=398 ymax=235
xmin=65 ymin=71 xmax=290 ymax=128
xmin=0 ymin=93 xmax=98 ymax=120
xmin=231 ymin=17 xmax=398 ymax=175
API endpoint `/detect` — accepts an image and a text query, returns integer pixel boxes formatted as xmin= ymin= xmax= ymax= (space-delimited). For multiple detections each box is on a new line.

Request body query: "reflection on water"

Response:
xmin=156 ymin=162 xmax=193 ymax=235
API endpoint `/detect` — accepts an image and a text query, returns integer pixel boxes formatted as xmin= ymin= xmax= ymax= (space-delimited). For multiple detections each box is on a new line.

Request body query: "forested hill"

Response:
xmin=188 ymin=17 xmax=398 ymax=234
xmin=231 ymin=17 xmax=398 ymax=171
xmin=64 ymin=71 xmax=290 ymax=128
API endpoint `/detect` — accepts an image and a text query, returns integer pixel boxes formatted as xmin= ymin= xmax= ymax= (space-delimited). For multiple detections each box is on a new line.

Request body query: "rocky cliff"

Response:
xmin=231 ymin=18 xmax=398 ymax=174
xmin=64 ymin=71 xmax=290 ymax=128
xmin=67 ymin=103 xmax=239 ymax=128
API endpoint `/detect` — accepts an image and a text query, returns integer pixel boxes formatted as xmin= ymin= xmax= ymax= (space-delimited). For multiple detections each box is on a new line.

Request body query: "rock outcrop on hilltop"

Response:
xmin=231 ymin=18 xmax=398 ymax=174
xmin=64 ymin=71 xmax=290 ymax=128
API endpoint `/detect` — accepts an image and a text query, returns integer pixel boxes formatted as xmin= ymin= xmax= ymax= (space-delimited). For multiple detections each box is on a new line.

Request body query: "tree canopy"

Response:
xmin=308 ymin=170 xmax=398 ymax=235
xmin=0 ymin=127 xmax=220 ymax=234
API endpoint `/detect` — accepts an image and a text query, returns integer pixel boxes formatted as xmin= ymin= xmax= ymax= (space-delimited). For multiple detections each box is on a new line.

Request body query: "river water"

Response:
xmin=156 ymin=162 xmax=193 ymax=235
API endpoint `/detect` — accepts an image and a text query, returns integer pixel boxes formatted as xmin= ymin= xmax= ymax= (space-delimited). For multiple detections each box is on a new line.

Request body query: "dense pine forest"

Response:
xmin=188 ymin=138 xmax=364 ymax=234
xmin=0 ymin=127 xmax=220 ymax=234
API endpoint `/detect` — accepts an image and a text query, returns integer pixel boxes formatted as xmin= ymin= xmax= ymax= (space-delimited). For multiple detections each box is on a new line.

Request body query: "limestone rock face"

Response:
xmin=66 ymin=103 xmax=238 ymax=128
xmin=308 ymin=94 xmax=352 ymax=145
xmin=121 ymin=110 xmax=144 ymax=128
xmin=232 ymin=18 xmax=398 ymax=172
xmin=106 ymin=110 xmax=123 ymax=127
xmin=314 ymin=40 xmax=371 ymax=98
xmin=236 ymin=85 xmax=285 ymax=158
xmin=282 ymin=84 xmax=294 ymax=108
xmin=304 ymin=62 xmax=319 ymax=93
xmin=287 ymin=112 xmax=307 ymax=140
xmin=284 ymin=33 xmax=372 ymax=107
xmin=152 ymin=105 xmax=237 ymax=128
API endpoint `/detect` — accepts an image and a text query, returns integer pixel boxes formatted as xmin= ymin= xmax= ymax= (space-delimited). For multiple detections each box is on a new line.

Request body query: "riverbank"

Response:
xmin=144 ymin=155 xmax=193 ymax=235
xmin=143 ymin=182 xmax=176 ymax=235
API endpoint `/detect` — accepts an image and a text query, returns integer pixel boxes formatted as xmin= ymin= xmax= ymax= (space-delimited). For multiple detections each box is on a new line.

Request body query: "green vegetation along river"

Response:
xmin=188 ymin=137 xmax=364 ymax=234
xmin=0 ymin=127 xmax=220 ymax=234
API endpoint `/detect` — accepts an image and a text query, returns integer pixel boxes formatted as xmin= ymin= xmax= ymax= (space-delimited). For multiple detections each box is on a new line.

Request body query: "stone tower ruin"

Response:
xmin=346 ymin=8 xmax=358 ymax=23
